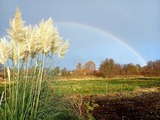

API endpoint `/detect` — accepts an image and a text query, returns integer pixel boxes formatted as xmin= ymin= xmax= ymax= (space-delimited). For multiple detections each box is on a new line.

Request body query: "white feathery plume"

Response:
xmin=42 ymin=18 xmax=53 ymax=54
xmin=37 ymin=19 xmax=45 ymax=54
xmin=8 ymin=40 xmax=19 ymax=65
xmin=58 ymin=39 xmax=70 ymax=58
xmin=25 ymin=25 xmax=39 ymax=58
xmin=37 ymin=18 xmax=63 ymax=55
xmin=8 ymin=40 xmax=28 ymax=64
xmin=51 ymin=27 xmax=63 ymax=54
xmin=7 ymin=7 xmax=25 ymax=43
xmin=0 ymin=38 xmax=10 ymax=64
xmin=17 ymin=42 xmax=28 ymax=60
xmin=1 ymin=8 xmax=70 ymax=65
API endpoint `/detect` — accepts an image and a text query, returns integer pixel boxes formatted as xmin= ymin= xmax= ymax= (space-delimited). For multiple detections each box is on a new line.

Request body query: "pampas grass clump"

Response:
xmin=0 ymin=8 xmax=69 ymax=120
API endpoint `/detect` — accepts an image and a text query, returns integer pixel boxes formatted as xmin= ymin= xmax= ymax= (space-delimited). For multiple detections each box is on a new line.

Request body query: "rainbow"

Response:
xmin=56 ymin=21 xmax=147 ymax=66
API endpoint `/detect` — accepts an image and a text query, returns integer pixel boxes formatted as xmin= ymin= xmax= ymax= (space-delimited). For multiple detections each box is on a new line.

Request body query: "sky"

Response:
xmin=0 ymin=0 xmax=160 ymax=70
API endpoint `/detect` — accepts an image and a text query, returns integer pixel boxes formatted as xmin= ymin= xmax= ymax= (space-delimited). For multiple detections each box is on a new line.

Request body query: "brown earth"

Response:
xmin=88 ymin=90 xmax=160 ymax=120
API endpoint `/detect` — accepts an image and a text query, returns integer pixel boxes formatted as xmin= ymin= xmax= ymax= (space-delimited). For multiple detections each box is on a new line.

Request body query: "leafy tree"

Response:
xmin=142 ymin=60 xmax=160 ymax=76
xmin=154 ymin=60 xmax=160 ymax=75
xmin=76 ymin=63 xmax=83 ymax=75
xmin=114 ymin=63 xmax=123 ymax=75
xmin=83 ymin=61 xmax=96 ymax=75
xmin=123 ymin=63 xmax=141 ymax=75
xmin=61 ymin=67 xmax=68 ymax=76
xmin=99 ymin=58 xmax=115 ymax=77
xmin=53 ymin=66 xmax=60 ymax=76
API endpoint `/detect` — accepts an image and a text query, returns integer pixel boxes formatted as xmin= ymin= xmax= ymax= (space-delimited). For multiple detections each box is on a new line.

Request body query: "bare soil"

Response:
xmin=86 ymin=89 xmax=160 ymax=120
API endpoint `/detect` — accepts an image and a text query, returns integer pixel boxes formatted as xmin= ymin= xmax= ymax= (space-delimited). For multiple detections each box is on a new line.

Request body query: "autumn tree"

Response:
xmin=142 ymin=60 xmax=160 ymax=76
xmin=123 ymin=63 xmax=141 ymax=75
xmin=61 ymin=67 xmax=68 ymax=76
xmin=114 ymin=63 xmax=123 ymax=75
xmin=76 ymin=63 xmax=83 ymax=75
xmin=99 ymin=58 xmax=115 ymax=77
xmin=83 ymin=61 xmax=96 ymax=75
xmin=53 ymin=66 xmax=60 ymax=76
xmin=154 ymin=60 xmax=160 ymax=76
xmin=135 ymin=64 xmax=142 ymax=75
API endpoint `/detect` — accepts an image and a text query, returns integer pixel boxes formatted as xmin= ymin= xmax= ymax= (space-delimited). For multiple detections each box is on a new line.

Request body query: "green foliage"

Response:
xmin=84 ymin=100 xmax=99 ymax=120
xmin=51 ymin=78 xmax=160 ymax=96
xmin=98 ymin=58 xmax=143 ymax=77
xmin=99 ymin=58 xmax=115 ymax=77
xmin=52 ymin=66 xmax=60 ymax=76
xmin=123 ymin=63 xmax=141 ymax=75
xmin=35 ymin=86 xmax=79 ymax=120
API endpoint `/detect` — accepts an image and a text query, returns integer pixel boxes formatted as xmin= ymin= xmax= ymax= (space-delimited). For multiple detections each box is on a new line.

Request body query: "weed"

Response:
xmin=84 ymin=100 xmax=99 ymax=120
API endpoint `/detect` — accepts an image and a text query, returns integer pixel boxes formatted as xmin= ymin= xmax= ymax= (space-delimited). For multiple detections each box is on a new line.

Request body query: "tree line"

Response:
xmin=52 ymin=58 xmax=160 ymax=78
xmin=1 ymin=58 xmax=160 ymax=78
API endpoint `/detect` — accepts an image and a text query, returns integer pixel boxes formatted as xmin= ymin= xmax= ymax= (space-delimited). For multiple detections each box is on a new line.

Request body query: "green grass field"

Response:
xmin=0 ymin=77 xmax=160 ymax=120
xmin=50 ymin=78 xmax=160 ymax=96
xmin=1 ymin=78 xmax=160 ymax=96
